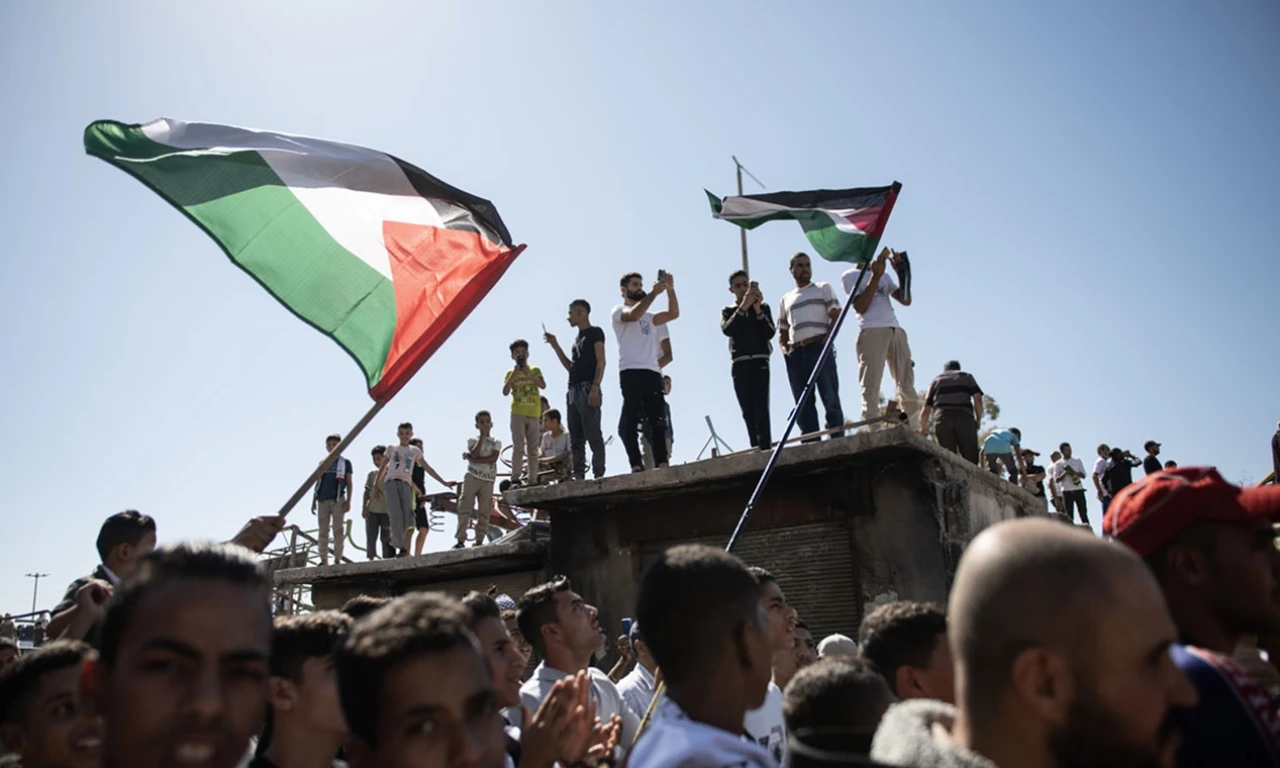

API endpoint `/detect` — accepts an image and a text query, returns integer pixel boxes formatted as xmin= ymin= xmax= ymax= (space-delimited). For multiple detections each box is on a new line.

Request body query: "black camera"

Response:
xmin=516 ymin=353 xmax=527 ymax=368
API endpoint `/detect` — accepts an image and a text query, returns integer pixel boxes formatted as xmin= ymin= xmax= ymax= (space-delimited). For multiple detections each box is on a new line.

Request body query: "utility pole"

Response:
xmin=24 ymin=572 xmax=48 ymax=614
xmin=732 ymin=155 xmax=749 ymax=275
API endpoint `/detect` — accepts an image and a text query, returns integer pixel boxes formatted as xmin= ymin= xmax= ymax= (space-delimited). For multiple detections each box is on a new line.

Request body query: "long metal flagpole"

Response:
xmin=733 ymin=156 xmax=748 ymax=275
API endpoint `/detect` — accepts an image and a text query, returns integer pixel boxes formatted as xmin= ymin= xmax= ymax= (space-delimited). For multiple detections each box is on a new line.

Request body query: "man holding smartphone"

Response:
xmin=503 ymin=339 xmax=545 ymax=486
xmin=612 ymin=271 xmax=678 ymax=473
xmin=843 ymin=247 xmax=921 ymax=431
xmin=722 ymin=269 xmax=776 ymax=451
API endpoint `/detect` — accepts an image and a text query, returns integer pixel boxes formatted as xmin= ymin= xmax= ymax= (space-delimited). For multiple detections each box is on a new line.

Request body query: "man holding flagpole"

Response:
xmin=842 ymin=248 xmax=921 ymax=431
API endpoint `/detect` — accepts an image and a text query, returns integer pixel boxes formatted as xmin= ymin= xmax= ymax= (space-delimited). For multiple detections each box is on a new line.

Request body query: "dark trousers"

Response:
xmin=1062 ymin=490 xmax=1089 ymax=524
xmin=784 ymin=343 xmax=844 ymax=441
xmin=732 ymin=359 xmax=772 ymax=451
xmin=935 ymin=409 xmax=979 ymax=464
xmin=619 ymin=369 xmax=669 ymax=470
xmin=365 ymin=513 xmax=393 ymax=559
xmin=986 ymin=452 xmax=1019 ymax=483
xmin=567 ymin=381 xmax=606 ymax=479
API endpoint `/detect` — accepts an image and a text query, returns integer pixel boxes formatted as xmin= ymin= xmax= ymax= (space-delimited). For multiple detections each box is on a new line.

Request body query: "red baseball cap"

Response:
xmin=1104 ymin=466 xmax=1280 ymax=557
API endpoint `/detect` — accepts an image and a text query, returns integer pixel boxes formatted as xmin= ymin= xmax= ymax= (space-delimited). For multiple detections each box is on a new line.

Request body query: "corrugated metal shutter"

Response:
xmin=640 ymin=520 xmax=858 ymax=644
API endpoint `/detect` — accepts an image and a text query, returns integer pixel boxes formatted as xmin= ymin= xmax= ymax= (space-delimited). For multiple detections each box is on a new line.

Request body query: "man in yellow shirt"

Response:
xmin=504 ymin=339 xmax=546 ymax=486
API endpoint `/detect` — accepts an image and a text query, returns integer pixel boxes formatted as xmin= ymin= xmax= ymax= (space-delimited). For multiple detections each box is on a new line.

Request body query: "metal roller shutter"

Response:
xmin=640 ymin=520 xmax=858 ymax=644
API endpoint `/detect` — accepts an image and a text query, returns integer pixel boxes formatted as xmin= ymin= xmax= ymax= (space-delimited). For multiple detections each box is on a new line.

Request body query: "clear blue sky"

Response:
xmin=2 ymin=1 xmax=1277 ymax=616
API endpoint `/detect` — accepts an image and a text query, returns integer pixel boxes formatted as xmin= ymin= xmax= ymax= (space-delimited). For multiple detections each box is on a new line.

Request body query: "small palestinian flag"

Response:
xmin=707 ymin=182 xmax=901 ymax=265
xmin=85 ymin=118 xmax=525 ymax=402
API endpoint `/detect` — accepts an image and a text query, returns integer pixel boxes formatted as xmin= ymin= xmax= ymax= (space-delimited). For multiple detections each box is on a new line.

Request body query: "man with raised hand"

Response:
xmin=843 ymin=248 xmax=921 ymax=432
xmin=544 ymin=299 xmax=607 ymax=480
xmin=612 ymin=272 xmax=678 ymax=473
xmin=722 ymin=269 xmax=776 ymax=451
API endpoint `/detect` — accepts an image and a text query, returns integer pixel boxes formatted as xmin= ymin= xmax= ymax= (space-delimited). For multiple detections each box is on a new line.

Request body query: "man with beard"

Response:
xmin=777 ymin=253 xmax=844 ymax=441
xmin=82 ymin=542 xmax=273 ymax=768
xmin=611 ymin=272 xmax=678 ymax=473
xmin=871 ymin=518 xmax=1197 ymax=768
xmin=252 ymin=612 xmax=352 ymax=768
xmin=516 ymin=577 xmax=641 ymax=745
xmin=1105 ymin=467 xmax=1280 ymax=765
xmin=0 ymin=640 xmax=100 ymax=768
xmin=336 ymin=593 xmax=507 ymax=768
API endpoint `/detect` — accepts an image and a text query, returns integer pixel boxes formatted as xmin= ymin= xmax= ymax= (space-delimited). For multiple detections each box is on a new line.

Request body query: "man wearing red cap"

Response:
xmin=1105 ymin=466 xmax=1280 ymax=766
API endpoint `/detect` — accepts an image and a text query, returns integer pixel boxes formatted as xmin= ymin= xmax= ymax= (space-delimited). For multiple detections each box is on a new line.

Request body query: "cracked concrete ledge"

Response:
xmin=274 ymin=541 xmax=547 ymax=585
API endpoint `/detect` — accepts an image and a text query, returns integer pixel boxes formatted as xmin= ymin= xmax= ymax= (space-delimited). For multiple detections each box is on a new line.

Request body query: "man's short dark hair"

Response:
xmin=857 ymin=601 xmax=947 ymax=696
xmin=336 ymin=593 xmax=477 ymax=747
xmin=326 ymin=433 xmax=342 ymax=444
xmin=371 ymin=445 xmax=386 ymax=457
xmin=795 ymin=618 xmax=809 ymax=632
xmin=461 ymin=591 xmax=501 ymax=630
xmin=475 ymin=410 xmax=491 ymax=423
xmin=1098 ymin=443 xmax=1110 ymax=454
xmin=271 ymin=612 xmax=352 ymax=682
xmin=341 ymin=595 xmax=391 ymax=621
xmin=790 ymin=252 xmax=810 ymax=268
xmin=636 ymin=544 xmax=762 ymax=687
xmin=509 ymin=339 xmax=529 ymax=353
xmin=96 ymin=510 xmax=156 ymax=563
xmin=517 ymin=577 xmax=572 ymax=657
xmin=748 ymin=566 xmax=777 ymax=593
xmin=0 ymin=640 xmax=92 ymax=724
xmin=570 ymin=299 xmax=591 ymax=314
xmin=783 ymin=657 xmax=895 ymax=735
xmin=398 ymin=422 xmax=413 ymax=432
xmin=1059 ymin=442 xmax=1071 ymax=452
xmin=620 ymin=272 xmax=642 ymax=288
xmin=408 ymin=438 xmax=423 ymax=449
xmin=729 ymin=269 xmax=748 ymax=284
xmin=545 ymin=409 xmax=562 ymax=423
xmin=98 ymin=542 xmax=268 ymax=669
xmin=944 ymin=360 xmax=961 ymax=372
xmin=1145 ymin=440 xmax=1159 ymax=452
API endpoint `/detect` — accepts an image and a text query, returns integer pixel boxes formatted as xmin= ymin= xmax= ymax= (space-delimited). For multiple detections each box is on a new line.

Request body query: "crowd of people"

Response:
xmin=3 ymin=460 xmax=1280 ymax=768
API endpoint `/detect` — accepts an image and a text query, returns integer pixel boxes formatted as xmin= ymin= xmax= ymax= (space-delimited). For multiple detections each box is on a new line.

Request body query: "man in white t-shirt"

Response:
xmin=455 ymin=411 xmax=501 ymax=549
xmin=375 ymin=421 xmax=452 ymax=557
xmin=612 ymin=271 xmax=678 ymax=473
xmin=1052 ymin=442 xmax=1091 ymax=525
xmin=538 ymin=408 xmax=571 ymax=481
xmin=630 ymin=545 xmax=776 ymax=768
xmin=1092 ymin=442 xmax=1113 ymax=513
xmin=777 ymin=252 xmax=845 ymax=441
xmin=843 ymin=247 xmax=922 ymax=431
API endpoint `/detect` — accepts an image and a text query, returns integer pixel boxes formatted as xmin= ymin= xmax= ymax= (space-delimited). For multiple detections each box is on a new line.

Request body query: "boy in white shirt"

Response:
xmin=538 ymin=409 xmax=572 ymax=482
xmin=376 ymin=421 xmax=452 ymax=557
xmin=456 ymin=411 xmax=501 ymax=549
xmin=630 ymin=544 xmax=776 ymax=768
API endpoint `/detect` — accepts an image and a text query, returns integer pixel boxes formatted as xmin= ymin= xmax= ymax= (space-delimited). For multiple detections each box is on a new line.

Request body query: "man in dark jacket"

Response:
xmin=722 ymin=270 xmax=776 ymax=451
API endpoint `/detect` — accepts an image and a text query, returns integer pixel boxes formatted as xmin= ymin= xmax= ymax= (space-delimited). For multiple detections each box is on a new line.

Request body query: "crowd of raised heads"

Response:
xmin=3 ymin=461 xmax=1279 ymax=768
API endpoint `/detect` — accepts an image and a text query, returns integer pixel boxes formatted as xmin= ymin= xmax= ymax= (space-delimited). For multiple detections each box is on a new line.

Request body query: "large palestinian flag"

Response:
xmin=707 ymin=183 xmax=901 ymax=265
xmin=85 ymin=118 xmax=525 ymax=402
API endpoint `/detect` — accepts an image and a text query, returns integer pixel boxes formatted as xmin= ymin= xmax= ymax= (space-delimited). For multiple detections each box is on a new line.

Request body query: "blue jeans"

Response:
xmin=784 ymin=343 xmax=844 ymax=441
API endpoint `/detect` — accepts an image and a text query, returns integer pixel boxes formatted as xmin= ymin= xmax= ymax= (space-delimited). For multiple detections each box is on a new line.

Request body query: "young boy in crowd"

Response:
xmin=744 ymin=567 xmax=798 ymax=764
xmin=504 ymin=340 xmax=546 ymax=487
xmin=629 ymin=544 xmax=775 ymax=767
xmin=539 ymin=409 xmax=572 ymax=482
xmin=335 ymin=592 xmax=508 ymax=768
xmin=83 ymin=542 xmax=273 ymax=768
xmin=362 ymin=447 xmax=393 ymax=560
xmin=456 ymin=411 xmax=502 ymax=550
xmin=310 ymin=433 xmax=353 ymax=567
xmin=0 ymin=640 xmax=100 ymax=768
xmin=253 ymin=612 xmax=352 ymax=768
xmin=408 ymin=438 xmax=430 ymax=556
xmin=377 ymin=422 xmax=452 ymax=558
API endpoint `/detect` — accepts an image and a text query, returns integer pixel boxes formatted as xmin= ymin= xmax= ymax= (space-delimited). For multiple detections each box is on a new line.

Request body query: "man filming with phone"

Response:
xmin=503 ymin=338 xmax=546 ymax=486
xmin=722 ymin=270 xmax=776 ymax=451
xmin=612 ymin=271 xmax=678 ymax=473
xmin=843 ymin=247 xmax=922 ymax=431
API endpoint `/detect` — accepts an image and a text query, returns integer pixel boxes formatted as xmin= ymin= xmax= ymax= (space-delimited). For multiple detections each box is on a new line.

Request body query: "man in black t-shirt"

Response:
xmin=545 ymin=299 xmax=607 ymax=480
xmin=1143 ymin=440 xmax=1162 ymax=476
xmin=1105 ymin=448 xmax=1143 ymax=496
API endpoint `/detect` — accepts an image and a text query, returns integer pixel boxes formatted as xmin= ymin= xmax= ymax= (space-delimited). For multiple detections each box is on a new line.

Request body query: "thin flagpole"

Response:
xmin=725 ymin=263 xmax=870 ymax=552
xmin=274 ymin=399 xmax=387 ymax=518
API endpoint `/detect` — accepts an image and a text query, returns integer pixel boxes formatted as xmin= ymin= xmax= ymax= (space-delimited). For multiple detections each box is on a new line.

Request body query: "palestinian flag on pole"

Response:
xmin=707 ymin=182 xmax=901 ymax=265
xmin=84 ymin=118 xmax=525 ymax=403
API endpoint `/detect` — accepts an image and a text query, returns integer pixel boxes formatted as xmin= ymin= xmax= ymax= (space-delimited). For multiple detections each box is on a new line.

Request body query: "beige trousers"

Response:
xmin=456 ymin=473 xmax=495 ymax=543
xmin=856 ymin=326 xmax=921 ymax=430
xmin=510 ymin=414 xmax=541 ymax=482
xmin=316 ymin=499 xmax=345 ymax=562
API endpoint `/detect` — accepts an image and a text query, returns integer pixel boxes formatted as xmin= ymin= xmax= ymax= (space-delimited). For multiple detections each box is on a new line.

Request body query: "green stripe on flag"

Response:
xmin=793 ymin=212 xmax=879 ymax=265
xmin=85 ymin=122 xmax=398 ymax=387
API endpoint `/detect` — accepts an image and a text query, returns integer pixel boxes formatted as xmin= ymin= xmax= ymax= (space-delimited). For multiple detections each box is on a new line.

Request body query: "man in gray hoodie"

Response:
xmin=871 ymin=518 xmax=1197 ymax=768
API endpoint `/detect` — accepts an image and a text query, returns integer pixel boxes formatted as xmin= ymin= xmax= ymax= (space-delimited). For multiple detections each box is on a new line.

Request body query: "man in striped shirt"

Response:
xmin=778 ymin=253 xmax=845 ymax=441
xmin=919 ymin=360 xmax=984 ymax=464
